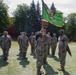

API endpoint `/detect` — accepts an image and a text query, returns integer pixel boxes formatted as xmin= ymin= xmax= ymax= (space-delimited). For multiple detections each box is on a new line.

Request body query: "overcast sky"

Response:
xmin=3 ymin=0 xmax=76 ymax=17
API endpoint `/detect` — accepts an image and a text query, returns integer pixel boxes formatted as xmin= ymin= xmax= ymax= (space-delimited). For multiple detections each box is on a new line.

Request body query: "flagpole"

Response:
xmin=41 ymin=0 xmax=44 ymax=29
xmin=42 ymin=20 xmax=44 ymax=29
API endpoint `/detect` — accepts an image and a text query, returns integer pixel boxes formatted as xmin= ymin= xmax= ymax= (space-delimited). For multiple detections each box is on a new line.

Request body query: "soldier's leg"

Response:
xmin=31 ymin=44 xmax=34 ymax=54
xmin=2 ymin=49 xmax=5 ymax=57
xmin=61 ymin=52 xmax=66 ymax=70
xmin=48 ymin=44 xmax=50 ymax=54
xmin=19 ymin=46 xmax=22 ymax=56
xmin=36 ymin=56 xmax=44 ymax=74
xmin=52 ymin=46 xmax=56 ymax=56
xmin=22 ymin=50 xmax=27 ymax=59
xmin=51 ymin=46 xmax=54 ymax=56
xmin=22 ymin=52 xmax=25 ymax=59
xmin=4 ymin=49 xmax=9 ymax=60
xmin=43 ymin=54 xmax=47 ymax=64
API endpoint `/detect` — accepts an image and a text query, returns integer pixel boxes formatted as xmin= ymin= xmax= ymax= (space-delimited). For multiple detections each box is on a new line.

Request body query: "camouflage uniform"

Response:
xmin=58 ymin=34 xmax=68 ymax=69
xmin=42 ymin=35 xmax=49 ymax=63
xmin=20 ymin=35 xmax=29 ymax=59
xmin=36 ymin=37 xmax=43 ymax=70
xmin=0 ymin=35 xmax=11 ymax=60
xmin=17 ymin=34 xmax=22 ymax=55
xmin=51 ymin=36 xmax=57 ymax=56
xmin=47 ymin=34 xmax=51 ymax=54
xmin=29 ymin=35 xmax=36 ymax=54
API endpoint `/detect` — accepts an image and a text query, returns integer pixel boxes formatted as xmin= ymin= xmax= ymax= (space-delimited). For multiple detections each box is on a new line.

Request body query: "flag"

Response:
xmin=42 ymin=0 xmax=63 ymax=27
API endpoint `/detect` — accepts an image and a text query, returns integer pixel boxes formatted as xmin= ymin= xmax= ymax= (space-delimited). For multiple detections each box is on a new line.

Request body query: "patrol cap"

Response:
xmin=22 ymin=32 xmax=26 ymax=34
xmin=59 ymin=29 xmax=64 ymax=33
xmin=4 ymin=31 xmax=8 ymax=34
xmin=53 ymin=33 xmax=56 ymax=36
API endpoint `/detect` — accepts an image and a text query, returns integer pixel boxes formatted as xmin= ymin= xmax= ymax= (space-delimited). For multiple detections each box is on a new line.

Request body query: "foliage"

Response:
xmin=13 ymin=0 xmax=41 ymax=36
xmin=0 ymin=1 xmax=12 ymax=33
xmin=64 ymin=13 xmax=76 ymax=40
xmin=27 ymin=0 xmax=41 ymax=36
xmin=13 ymin=4 xmax=30 ymax=33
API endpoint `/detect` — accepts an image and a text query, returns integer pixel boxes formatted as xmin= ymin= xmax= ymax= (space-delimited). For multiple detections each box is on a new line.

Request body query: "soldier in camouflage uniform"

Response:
xmin=47 ymin=32 xmax=51 ymax=54
xmin=29 ymin=32 xmax=34 ymax=54
xmin=35 ymin=33 xmax=44 ymax=74
xmin=17 ymin=32 xmax=22 ymax=55
xmin=51 ymin=33 xmax=57 ymax=57
xmin=32 ymin=34 xmax=36 ymax=55
xmin=42 ymin=29 xmax=49 ymax=64
xmin=0 ymin=31 xmax=11 ymax=60
xmin=20 ymin=32 xmax=29 ymax=59
xmin=58 ymin=29 xmax=68 ymax=71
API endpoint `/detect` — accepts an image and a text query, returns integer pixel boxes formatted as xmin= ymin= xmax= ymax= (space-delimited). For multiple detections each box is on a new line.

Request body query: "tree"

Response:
xmin=36 ymin=1 xmax=41 ymax=28
xmin=27 ymin=0 xmax=41 ymax=36
xmin=0 ymin=1 xmax=12 ymax=33
xmin=13 ymin=4 xmax=30 ymax=33
xmin=65 ymin=13 xmax=76 ymax=41
xmin=50 ymin=3 xmax=56 ymax=15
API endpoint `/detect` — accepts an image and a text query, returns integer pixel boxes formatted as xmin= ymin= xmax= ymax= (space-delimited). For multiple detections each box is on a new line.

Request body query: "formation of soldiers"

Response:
xmin=0 ymin=29 xmax=68 ymax=74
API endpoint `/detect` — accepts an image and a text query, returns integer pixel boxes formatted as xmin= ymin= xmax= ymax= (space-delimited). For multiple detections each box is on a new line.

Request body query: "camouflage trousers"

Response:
xmin=58 ymin=51 xmax=67 ymax=68
xmin=21 ymin=46 xmax=28 ymax=58
xmin=48 ymin=44 xmax=50 ymax=54
xmin=19 ymin=45 xmax=22 ymax=55
xmin=51 ymin=44 xmax=57 ymax=56
xmin=43 ymin=47 xmax=48 ymax=63
xmin=36 ymin=55 xmax=43 ymax=69
xmin=31 ymin=44 xmax=35 ymax=54
xmin=31 ymin=44 xmax=34 ymax=53
xmin=2 ymin=48 xmax=9 ymax=58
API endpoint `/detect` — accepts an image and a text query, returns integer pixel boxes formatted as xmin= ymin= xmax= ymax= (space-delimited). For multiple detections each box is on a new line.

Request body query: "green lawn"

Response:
xmin=0 ymin=41 xmax=76 ymax=75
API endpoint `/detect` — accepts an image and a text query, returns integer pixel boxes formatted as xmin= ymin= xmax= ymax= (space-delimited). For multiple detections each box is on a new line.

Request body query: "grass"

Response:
xmin=0 ymin=41 xmax=76 ymax=75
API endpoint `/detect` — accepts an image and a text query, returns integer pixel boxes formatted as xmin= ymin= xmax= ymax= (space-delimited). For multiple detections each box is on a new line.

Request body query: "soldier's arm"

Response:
xmin=62 ymin=36 xmax=68 ymax=52
xmin=27 ymin=37 xmax=29 ymax=47
xmin=17 ymin=36 xmax=20 ymax=44
xmin=0 ymin=38 xmax=2 ymax=46
xmin=0 ymin=37 xmax=3 ymax=47
xmin=9 ymin=37 xmax=12 ymax=48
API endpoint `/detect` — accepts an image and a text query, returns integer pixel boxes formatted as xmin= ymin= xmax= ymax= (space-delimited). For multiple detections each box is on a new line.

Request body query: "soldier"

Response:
xmin=20 ymin=32 xmax=29 ymax=59
xmin=17 ymin=32 xmax=22 ymax=55
xmin=33 ymin=33 xmax=36 ymax=56
xmin=35 ymin=32 xmax=44 ymax=74
xmin=29 ymin=32 xmax=34 ymax=54
xmin=58 ymin=29 xmax=68 ymax=71
xmin=47 ymin=32 xmax=51 ymax=54
xmin=51 ymin=33 xmax=57 ymax=57
xmin=0 ymin=31 xmax=11 ymax=60
xmin=42 ymin=29 xmax=49 ymax=64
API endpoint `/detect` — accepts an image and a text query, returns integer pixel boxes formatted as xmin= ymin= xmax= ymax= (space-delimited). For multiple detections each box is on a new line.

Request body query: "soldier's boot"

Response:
xmin=57 ymin=67 xmax=65 ymax=71
xmin=37 ymin=69 xmax=44 ymax=74
xmin=58 ymin=63 xmax=65 ymax=71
